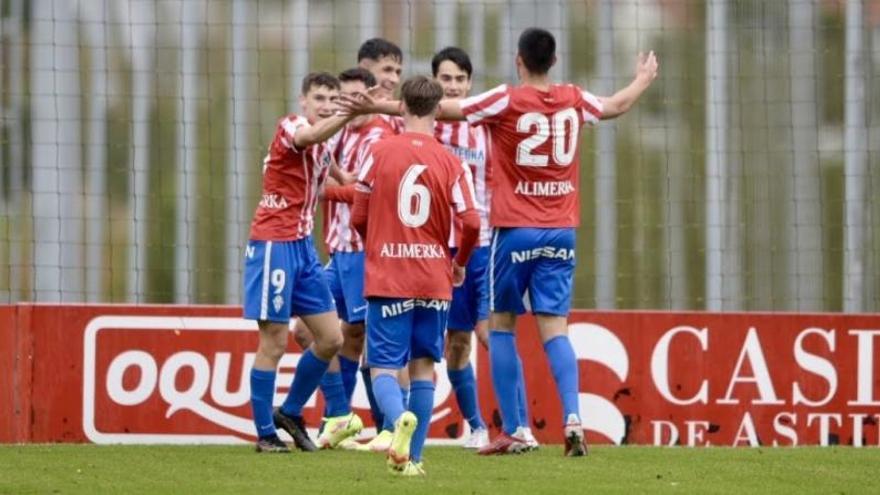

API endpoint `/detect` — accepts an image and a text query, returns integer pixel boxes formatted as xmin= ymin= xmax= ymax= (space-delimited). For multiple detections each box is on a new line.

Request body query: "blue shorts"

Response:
xmin=325 ymin=251 xmax=367 ymax=324
xmin=490 ymin=227 xmax=576 ymax=317
xmin=448 ymin=246 xmax=489 ymax=331
xmin=365 ymin=297 xmax=449 ymax=369
xmin=242 ymin=238 xmax=336 ymax=322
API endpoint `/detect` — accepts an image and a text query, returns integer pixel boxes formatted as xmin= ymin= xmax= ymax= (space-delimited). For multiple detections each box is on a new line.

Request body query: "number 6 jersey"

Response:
xmin=353 ymin=131 xmax=480 ymax=300
xmin=459 ymin=84 xmax=603 ymax=228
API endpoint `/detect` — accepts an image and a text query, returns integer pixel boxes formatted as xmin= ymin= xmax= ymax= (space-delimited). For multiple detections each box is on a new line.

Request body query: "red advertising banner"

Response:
xmin=1 ymin=305 xmax=469 ymax=445
xmin=506 ymin=312 xmax=880 ymax=447
xmin=2 ymin=304 xmax=879 ymax=447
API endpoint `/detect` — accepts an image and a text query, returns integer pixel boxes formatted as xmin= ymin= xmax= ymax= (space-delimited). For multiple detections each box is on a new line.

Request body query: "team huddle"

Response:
xmin=243 ymin=28 xmax=658 ymax=476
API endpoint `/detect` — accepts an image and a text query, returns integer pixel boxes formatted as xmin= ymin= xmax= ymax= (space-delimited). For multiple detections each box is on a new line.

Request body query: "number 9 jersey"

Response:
xmin=459 ymin=84 xmax=603 ymax=228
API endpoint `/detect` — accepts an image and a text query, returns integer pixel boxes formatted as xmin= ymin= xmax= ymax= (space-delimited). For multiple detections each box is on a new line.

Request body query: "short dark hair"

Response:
xmin=301 ymin=71 xmax=340 ymax=95
xmin=431 ymin=46 xmax=473 ymax=78
xmin=517 ymin=28 xmax=556 ymax=75
xmin=400 ymin=76 xmax=443 ymax=117
xmin=338 ymin=67 xmax=377 ymax=88
xmin=357 ymin=38 xmax=403 ymax=63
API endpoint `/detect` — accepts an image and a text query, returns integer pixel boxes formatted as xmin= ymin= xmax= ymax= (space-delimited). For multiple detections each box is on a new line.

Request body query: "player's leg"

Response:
xmin=515 ymin=356 xmax=539 ymax=449
xmin=339 ymin=321 xmax=364 ymax=402
xmin=365 ymin=297 xmax=414 ymax=462
xmin=329 ymin=250 xmax=385 ymax=437
xmin=315 ymin=253 xmax=367 ymax=448
xmin=480 ymin=228 xmax=531 ymax=455
xmin=243 ymin=240 xmax=293 ymax=453
xmin=336 ymin=251 xmax=368 ymax=404
xmin=446 ymin=247 xmax=489 ymax=448
xmin=402 ymin=300 xmax=447 ymax=475
xmin=529 ymin=227 xmax=586 ymax=456
xmin=315 ymin=255 xmax=355 ymax=428
xmin=274 ymin=240 xmax=343 ymax=452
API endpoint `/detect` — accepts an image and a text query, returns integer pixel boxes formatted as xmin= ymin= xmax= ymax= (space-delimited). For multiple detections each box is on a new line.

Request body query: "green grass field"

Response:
xmin=2 ymin=445 xmax=879 ymax=494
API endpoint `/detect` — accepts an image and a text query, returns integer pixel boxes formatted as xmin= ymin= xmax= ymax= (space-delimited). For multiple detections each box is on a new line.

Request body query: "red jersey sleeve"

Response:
xmin=351 ymin=150 xmax=376 ymax=238
xmin=356 ymin=143 xmax=378 ymax=185
xmin=279 ymin=115 xmax=310 ymax=152
xmin=450 ymin=160 xmax=480 ymax=266
xmin=450 ymin=160 xmax=478 ymax=214
xmin=460 ymin=84 xmax=511 ymax=127
xmin=578 ymin=87 xmax=604 ymax=125
xmin=323 ymin=183 xmax=357 ymax=204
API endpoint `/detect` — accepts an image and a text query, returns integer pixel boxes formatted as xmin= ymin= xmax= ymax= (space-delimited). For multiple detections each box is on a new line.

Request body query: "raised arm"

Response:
xmin=598 ymin=51 xmax=659 ymax=120
xmin=293 ymin=95 xmax=375 ymax=148
xmin=337 ymin=92 xmax=466 ymax=121
xmin=293 ymin=113 xmax=352 ymax=149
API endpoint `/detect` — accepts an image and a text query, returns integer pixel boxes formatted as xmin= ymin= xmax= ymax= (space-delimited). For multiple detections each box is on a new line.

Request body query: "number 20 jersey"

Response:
xmin=460 ymin=84 xmax=603 ymax=229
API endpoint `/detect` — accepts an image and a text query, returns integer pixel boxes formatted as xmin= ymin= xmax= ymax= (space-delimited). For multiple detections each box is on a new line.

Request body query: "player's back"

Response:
xmin=461 ymin=83 xmax=602 ymax=229
xmin=360 ymin=132 xmax=470 ymax=300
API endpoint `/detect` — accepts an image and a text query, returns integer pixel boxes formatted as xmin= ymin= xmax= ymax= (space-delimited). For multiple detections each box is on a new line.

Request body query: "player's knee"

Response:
xmin=292 ymin=323 xmax=314 ymax=350
xmin=258 ymin=329 xmax=288 ymax=362
xmin=315 ymin=329 xmax=344 ymax=357
xmin=342 ymin=323 xmax=365 ymax=353
xmin=445 ymin=332 xmax=472 ymax=367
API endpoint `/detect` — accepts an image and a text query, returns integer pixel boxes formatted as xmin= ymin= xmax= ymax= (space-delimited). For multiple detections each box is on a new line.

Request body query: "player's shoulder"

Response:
xmin=364 ymin=117 xmax=395 ymax=140
xmin=376 ymin=114 xmax=405 ymax=134
xmin=366 ymin=131 xmax=405 ymax=154
xmin=461 ymin=83 xmax=511 ymax=108
xmin=279 ymin=113 xmax=307 ymax=128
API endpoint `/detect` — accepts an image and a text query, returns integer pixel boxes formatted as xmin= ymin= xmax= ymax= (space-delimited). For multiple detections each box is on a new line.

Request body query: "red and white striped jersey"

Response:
xmin=460 ymin=84 xmax=603 ymax=228
xmin=379 ymin=114 xmax=405 ymax=134
xmin=249 ymin=114 xmax=333 ymax=241
xmin=322 ymin=116 xmax=395 ymax=253
xmin=433 ymin=121 xmax=491 ymax=247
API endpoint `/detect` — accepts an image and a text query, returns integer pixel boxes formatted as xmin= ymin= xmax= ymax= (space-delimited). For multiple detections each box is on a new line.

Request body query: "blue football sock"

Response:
xmin=400 ymin=386 xmax=410 ymax=410
xmin=361 ymin=367 xmax=385 ymax=430
xmin=516 ymin=354 xmax=529 ymax=428
xmin=489 ymin=330 xmax=521 ymax=435
xmin=250 ymin=367 xmax=277 ymax=438
xmin=280 ymin=349 xmax=329 ymax=418
xmin=338 ymin=354 xmax=359 ymax=404
xmin=320 ymin=371 xmax=350 ymax=417
xmin=409 ymin=380 xmax=434 ymax=463
xmin=372 ymin=374 xmax=405 ymax=430
xmin=544 ymin=335 xmax=580 ymax=421
xmin=448 ymin=364 xmax=487 ymax=430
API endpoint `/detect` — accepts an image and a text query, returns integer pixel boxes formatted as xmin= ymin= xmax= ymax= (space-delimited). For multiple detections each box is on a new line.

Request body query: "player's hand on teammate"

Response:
xmin=636 ymin=50 xmax=659 ymax=85
xmin=338 ymin=87 xmax=376 ymax=114
xmin=452 ymin=261 xmax=466 ymax=287
xmin=339 ymin=85 xmax=390 ymax=115
xmin=335 ymin=89 xmax=375 ymax=117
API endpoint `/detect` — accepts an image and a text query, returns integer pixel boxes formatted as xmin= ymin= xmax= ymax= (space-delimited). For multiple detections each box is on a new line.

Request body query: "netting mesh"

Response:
xmin=0 ymin=0 xmax=877 ymax=311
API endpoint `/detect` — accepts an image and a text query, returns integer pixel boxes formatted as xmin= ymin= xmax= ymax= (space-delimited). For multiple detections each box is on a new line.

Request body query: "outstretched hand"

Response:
xmin=636 ymin=50 xmax=659 ymax=85
xmin=336 ymin=86 xmax=382 ymax=116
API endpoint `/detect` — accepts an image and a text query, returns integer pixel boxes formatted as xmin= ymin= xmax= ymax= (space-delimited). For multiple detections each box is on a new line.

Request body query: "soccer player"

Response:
xmin=432 ymin=46 xmax=532 ymax=449
xmin=341 ymin=28 xmax=658 ymax=456
xmin=355 ymin=37 xmax=407 ymax=451
xmin=314 ymin=67 xmax=396 ymax=449
xmin=357 ymin=37 xmax=403 ymax=102
xmin=350 ymin=75 xmax=480 ymax=475
xmin=244 ymin=72 xmax=370 ymax=453
xmin=461 ymin=29 xmax=657 ymax=456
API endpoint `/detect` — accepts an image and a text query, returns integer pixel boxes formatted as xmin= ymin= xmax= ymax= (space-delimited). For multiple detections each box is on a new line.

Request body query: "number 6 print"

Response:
xmin=398 ymin=164 xmax=431 ymax=228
